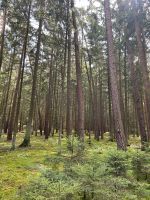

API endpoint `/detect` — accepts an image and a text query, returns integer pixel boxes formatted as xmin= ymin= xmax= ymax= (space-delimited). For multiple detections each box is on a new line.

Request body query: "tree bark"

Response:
xmin=0 ymin=47 xmax=15 ymax=134
xmin=0 ymin=3 xmax=7 ymax=70
xmin=66 ymin=0 xmax=72 ymax=137
xmin=71 ymin=0 xmax=85 ymax=143
xmin=7 ymin=1 xmax=31 ymax=141
xmin=127 ymin=41 xmax=148 ymax=150
xmin=104 ymin=0 xmax=126 ymax=150
xmin=133 ymin=0 xmax=150 ymax=141
xmin=44 ymin=55 xmax=53 ymax=139
xmin=20 ymin=16 xmax=43 ymax=147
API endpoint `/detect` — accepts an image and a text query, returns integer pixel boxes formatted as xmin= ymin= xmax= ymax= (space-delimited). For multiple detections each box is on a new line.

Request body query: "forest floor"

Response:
xmin=0 ymin=133 xmax=150 ymax=200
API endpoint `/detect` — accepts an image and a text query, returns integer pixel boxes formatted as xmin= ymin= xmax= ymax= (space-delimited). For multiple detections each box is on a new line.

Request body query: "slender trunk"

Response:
xmin=66 ymin=0 xmax=72 ymax=137
xmin=44 ymin=55 xmax=53 ymax=139
xmin=0 ymin=47 xmax=15 ymax=134
xmin=8 ymin=1 xmax=31 ymax=145
xmin=0 ymin=6 xmax=7 ymax=70
xmin=124 ymin=44 xmax=129 ymax=140
xmin=133 ymin=0 xmax=150 ymax=141
xmin=104 ymin=0 xmax=126 ymax=150
xmin=58 ymin=24 xmax=67 ymax=154
xmin=4 ymin=90 xmax=14 ymax=133
xmin=7 ymin=75 xmax=19 ymax=141
xmin=94 ymin=76 xmax=99 ymax=140
xmin=108 ymin=63 xmax=114 ymax=141
xmin=71 ymin=0 xmax=84 ymax=143
xmin=12 ymin=1 xmax=31 ymax=149
xmin=99 ymin=69 xmax=105 ymax=139
xmin=37 ymin=70 xmax=43 ymax=136
xmin=84 ymin=57 xmax=94 ymax=142
xmin=20 ymin=17 xmax=43 ymax=147
xmin=127 ymin=42 xmax=148 ymax=150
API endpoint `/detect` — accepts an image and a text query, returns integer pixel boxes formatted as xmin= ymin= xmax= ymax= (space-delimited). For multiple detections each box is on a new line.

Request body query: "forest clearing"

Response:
xmin=0 ymin=0 xmax=150 ymax=199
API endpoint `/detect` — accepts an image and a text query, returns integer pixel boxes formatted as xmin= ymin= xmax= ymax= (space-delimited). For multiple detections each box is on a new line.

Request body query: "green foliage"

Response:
xmin=23 ymin=174 xmax=80 ymax=200
xmin=21 ymin=148 xmax=150 ymax=200
xmin=106 ymin=150 xmax=129 ymax=176
xmin=0 ymin=135 xmax=150 ymax=200
xmin=132 ymin=151 xmax=150 ymax=182
xmin=22 ymin=165 xmax=150 ymax=200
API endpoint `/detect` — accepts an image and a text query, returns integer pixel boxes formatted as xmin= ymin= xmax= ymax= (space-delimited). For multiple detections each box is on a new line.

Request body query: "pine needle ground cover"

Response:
xmin=0 ymin=134 xmax=150 ymax=200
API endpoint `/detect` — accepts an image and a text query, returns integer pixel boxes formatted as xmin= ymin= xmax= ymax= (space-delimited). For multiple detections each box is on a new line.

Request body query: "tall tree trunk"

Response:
xmin=58 ymin=23 xmax=67 ymax=154
xmin=127 ymin=41 xmax=148 ymax=150
xmin=66 ymin=0 xmax=72 ymax=137
xmin=20 ymin=16 xmax=43 ymax=147
xmin=108 ymin=62 xmax=114 ymax=141
xmin=99 ymin=68 xmax=105 ymax=139
xmin=71 ymin=0 xmax=85 ymax=143
xmin=133 ymin=1 xmax=150 ymax=141
xmin=0 ymin=3 xmax=7 ymax=70
xmin=104 ymin=0 xmax=126 ymax=150
xmin=7 ymin=1 xmax=31 ymax=142
xmin=84 ymin=57 xmax=94 ymax=142
xmin=37 ymin=69 xmax=43 ymax=136
xmin=0 ymin=47 xmax=15 ymax=134
xmin=44 ymin=54 xmax=53 ymax=139
xmin=11 ymin=2 xmax=32 ymax=148
xmin=124 ymin=44 xmax=129 ymax=140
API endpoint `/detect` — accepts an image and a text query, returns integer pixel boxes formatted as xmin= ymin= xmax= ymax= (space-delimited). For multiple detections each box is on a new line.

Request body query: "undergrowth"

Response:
xmin=0 ymin=134 xmax=150 ymax=200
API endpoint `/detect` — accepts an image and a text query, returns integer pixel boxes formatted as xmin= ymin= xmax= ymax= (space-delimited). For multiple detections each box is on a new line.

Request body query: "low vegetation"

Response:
xmin=0 ymin=134 xmax=150 ymax=200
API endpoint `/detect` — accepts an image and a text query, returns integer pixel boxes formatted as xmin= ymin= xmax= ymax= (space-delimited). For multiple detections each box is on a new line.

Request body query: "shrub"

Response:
xmin=132 ymin=152 xmax=150 ymax=182
xmin=106 ymin=150 xmax=128 ymax=176
xmin=21 ymin=148 xmax=150 ymax=200
xmin=22 ymin=172 xmax=80 ymax=200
